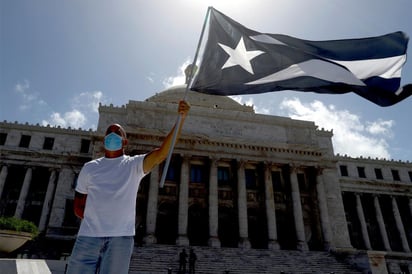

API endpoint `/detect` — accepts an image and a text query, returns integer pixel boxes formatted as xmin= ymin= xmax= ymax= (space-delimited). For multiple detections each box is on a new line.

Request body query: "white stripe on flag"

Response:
xmin=15 ymin=259 xmax=51 ymax=274
xmin=246 ymin=59 xmax=366 ymax=86
xmin=332 ymin=55 xmax=406 ymax=79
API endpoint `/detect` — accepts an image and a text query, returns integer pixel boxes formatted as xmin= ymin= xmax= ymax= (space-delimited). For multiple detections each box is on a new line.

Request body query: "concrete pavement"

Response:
xmin=0 ymin=259 xmax=67 ymax=274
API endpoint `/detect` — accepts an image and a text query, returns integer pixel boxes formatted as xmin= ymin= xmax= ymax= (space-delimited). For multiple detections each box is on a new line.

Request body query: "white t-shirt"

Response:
xmin=75 ymin=154 xmax=147 ymax=237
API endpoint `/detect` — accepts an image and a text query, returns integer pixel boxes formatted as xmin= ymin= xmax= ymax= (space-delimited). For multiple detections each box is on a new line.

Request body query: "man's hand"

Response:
xmin=143 ymin=100 xmax=190 ymax=174
xmin=73 ymin=191 xmax=87 ymax=219
xmin=178 ymin=100 xmax=190 ymax=118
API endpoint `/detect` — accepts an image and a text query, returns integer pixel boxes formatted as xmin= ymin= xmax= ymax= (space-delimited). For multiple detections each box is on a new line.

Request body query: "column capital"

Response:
xmin=315 ymin=166 xmax=326 ymax=176
xmin=289 ymin=164 xmax=300 ymax=173
xmin=263 ymin=161 xmax=272 ymax=167
xmin=263 ymin=163 xmax=282 ymax=173
xmin=263 ymin=162 xmax=273 ymax=174
xmin=48 ymin=167 xmax=60 ymax=173
xmin=264 ymin=162 xmax=285 ymax=170
xmin=209 ymin=157 xmax=220 ymax=167
xmin=179 ymin=154 xmax=191 ymax=163
xmin=236 ymin=159 xmax=246 ymax=169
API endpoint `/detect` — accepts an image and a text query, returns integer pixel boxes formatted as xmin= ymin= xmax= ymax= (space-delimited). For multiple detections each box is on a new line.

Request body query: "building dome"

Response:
xmin=146 ymin=84 xmax=254 ymax=113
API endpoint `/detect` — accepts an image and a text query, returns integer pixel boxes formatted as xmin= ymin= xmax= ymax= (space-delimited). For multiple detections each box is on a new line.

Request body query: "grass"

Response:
xmin=0 ymin=217 xmax=39 ymax=238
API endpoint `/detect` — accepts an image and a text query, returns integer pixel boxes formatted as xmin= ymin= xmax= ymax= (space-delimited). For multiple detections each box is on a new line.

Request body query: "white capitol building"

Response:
xmin=1 ymin=84 xmax=412 ymax=273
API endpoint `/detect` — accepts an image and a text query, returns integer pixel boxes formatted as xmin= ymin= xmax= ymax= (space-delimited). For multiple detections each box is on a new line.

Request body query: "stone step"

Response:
xmin=129 ymin=245 xmax=362 ymax=274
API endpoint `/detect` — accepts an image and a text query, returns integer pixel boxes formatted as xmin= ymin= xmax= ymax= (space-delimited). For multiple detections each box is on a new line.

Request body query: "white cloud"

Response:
xmin=42 ymin=110 xmax=86 ymax=128
xmin=14 ymin=80 xmax=47 ymax=110
xmin=14 ymin=79 xmax=103 ymax=130
xmin=146 ymin=76 xmax=154 ymax=83
xmin=163 ymin=58 xmax=192 ymax=88
xmin=15 ymin=80 xmax=30 ymax=93
xmin=47 ymin=113 xmax=66 ymax=126
xmin=42 ymin=90 xmax=105 ymax=129
xmin=65 ymin=109 xmax=87 ymax=127
xmin=366 ymin=119 xmax=394 ymax=136
xmin=230 ymin=95 xmax=271 ymax=114
xmin=72 ymin=91 xmax=104 ymax=113
xmin=230 ymin=95 xmax=253 ymax=106
xmin=278 ymin=97 xmax=393 ymax=159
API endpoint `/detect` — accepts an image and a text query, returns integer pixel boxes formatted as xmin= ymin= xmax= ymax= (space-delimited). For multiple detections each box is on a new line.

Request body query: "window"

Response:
xmin=271 ymin=171 xmax=283 ymax=191
xmin=408 ymin=171 xmax=412 ymax=182
xmin=80 ymin=139 xmax=91 ymax=153
xmin=218 ymin=167 xmax=230 ymax=186
xmin=391 ymin=169 xmax=400 ymax=181
xmin=357 ymin=167 xmax=366 ymax=178
xmin=245 ymin=169 xmax=257 ymax=189
xmin=43 ymin=137 xmax=55 ymax=150
xmin=0 ymin=133 xmax=7 ymax=145
xmin=374 ymin=168 xmax=383 ymax=180
xmin=297 ymin=173 xmax=307 ymax=191
xmin=340 ymin=165 xmax=348 ymax=176
xmin=190 ymin=164 xmax=205 ymax=184
xmin=62 ymin=199 xmax=80 ymax=227
xmin=161 ymin=160 xmax=180 ymax=183
xmin=165 ymin=165 xmax=177 ymax=181
xmin=19 ymin=135 xmax=31 ymax=148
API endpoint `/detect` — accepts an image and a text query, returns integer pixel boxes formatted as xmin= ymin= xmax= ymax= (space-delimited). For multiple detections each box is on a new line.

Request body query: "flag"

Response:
xmin=190 ymin=8 xmax=412 ymax=107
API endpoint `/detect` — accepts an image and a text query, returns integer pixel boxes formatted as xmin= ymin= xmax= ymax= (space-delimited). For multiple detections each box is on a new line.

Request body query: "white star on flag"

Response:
xmin=218 ymin=37 xmax=264 ymax=74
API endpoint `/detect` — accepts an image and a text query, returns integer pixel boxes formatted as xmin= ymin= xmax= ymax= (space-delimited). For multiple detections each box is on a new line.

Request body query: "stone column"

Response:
xmin=237 ymin=160 xmax=250 ymax=248
xmin=409 ymin=198 xmax=412 ymax=220
xmin=14 ymin=167 xmax=32 ymax=219
xmin=289 ymin=166 xmax=308 ymax=251
xmin=208 ymin=158 xmax=220 ymax=247
xmin=374 ymin=195 xmax=391 ymax=251
xmin=176 ymin=156 xmax=189 ymax=246
xmin=355 ymin=193 xmax=371 ymax=250
xmin=38 ymin=170 xmax=58 ymax=232
xmin=0 ymin=165 xmax=8 ymax=199
xmin=264 ymin=164 xmax=280 ymax=250
xmin=322 ymin=168 xmax=352 ymax=249
xmin=143 ymin=166 xmax=159 ymax=244
xmin=392 ymin=196 xmax=411 ymax=252
xmin=315 ymin=168 xmax=333 ymax=250
xmin=47 ymin=168 xmax=75 ymax=228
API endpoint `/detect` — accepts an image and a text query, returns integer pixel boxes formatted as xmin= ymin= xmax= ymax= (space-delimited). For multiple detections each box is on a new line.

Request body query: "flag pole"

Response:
xmin=159 ymin=7 xmax=212 ymax=188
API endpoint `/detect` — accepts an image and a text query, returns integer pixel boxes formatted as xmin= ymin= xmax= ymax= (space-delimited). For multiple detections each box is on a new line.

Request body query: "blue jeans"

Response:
xmin=66 ymin=236 xmax=134 ymax=274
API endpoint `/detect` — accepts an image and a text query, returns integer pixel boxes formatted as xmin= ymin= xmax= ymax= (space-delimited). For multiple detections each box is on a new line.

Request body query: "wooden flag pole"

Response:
xmin=159 ymin=7 xmax=212 ymax=188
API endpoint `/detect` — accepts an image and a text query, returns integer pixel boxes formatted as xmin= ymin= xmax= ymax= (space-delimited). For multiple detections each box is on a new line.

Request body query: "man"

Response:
xmin=66 ymin=100 xmax=190 ymax=274
xmin=189 ymin=248 xmax=197 ymax=274
xmin=178 ymin=248 xmax=187 ymax=274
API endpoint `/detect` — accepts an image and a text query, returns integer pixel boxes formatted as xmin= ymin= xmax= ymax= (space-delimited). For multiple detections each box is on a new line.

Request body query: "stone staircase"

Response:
xmin=129 ymin=245 xmax=363 ymax=274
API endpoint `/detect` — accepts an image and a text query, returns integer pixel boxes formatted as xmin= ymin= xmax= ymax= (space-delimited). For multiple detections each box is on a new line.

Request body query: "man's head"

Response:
xmin=104 ymin=123 xmax=128 ymax=157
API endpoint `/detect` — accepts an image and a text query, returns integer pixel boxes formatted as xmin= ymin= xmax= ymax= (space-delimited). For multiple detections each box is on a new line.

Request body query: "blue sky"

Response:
xmin=1 ymin=0 xmax=412 ymax=161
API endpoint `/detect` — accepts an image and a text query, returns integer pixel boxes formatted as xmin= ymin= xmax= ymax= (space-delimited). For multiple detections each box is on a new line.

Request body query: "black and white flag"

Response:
xmin=190 ymin=8 xmax=411 ymax=107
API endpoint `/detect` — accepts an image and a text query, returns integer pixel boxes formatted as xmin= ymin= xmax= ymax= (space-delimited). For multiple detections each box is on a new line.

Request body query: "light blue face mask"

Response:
xmin=104 ymin=132 xmax=123 ymax=151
